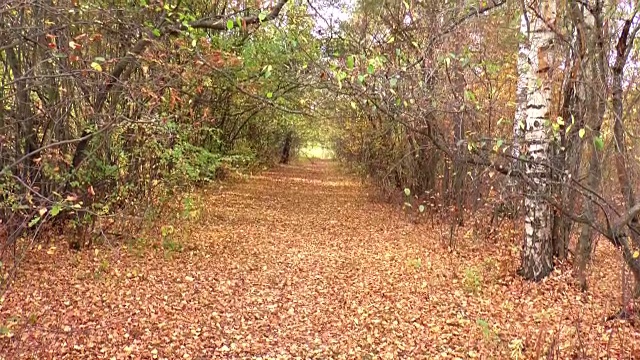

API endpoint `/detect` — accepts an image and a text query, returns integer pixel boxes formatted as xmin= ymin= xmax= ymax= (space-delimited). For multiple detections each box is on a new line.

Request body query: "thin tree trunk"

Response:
xmin=574 ymin=2 xmax=606 ymax=291
xmin=611 ymin=19 xmax=640 ymax=298
xmin=5 ymin=46 xmax=38 ymax=179
xmin=280 ymin=131 xmax=294 ymax=164
xmin=451 ymin=51 xmax=467 ymax=227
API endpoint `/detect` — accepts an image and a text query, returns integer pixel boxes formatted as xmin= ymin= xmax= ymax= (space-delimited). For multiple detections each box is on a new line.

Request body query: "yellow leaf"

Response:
xmin=38 ymin=208 xmax=47 ymax=216
xmin=90 ymin=62 xmax=102 ymax=72
xmin=633 ymin=251 xmax=639 ymax=259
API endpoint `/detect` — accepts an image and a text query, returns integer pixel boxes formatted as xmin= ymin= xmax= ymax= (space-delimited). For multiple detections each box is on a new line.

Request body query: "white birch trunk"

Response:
xmin=513 ymin=15 xmax=529 ymax=164
xmin=520 ymin=0 xmax=556 ymax=281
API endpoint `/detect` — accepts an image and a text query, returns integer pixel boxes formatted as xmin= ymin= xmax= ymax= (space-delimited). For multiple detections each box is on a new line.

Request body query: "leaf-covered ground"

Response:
xmin=1 ymin=161 xmax=639 ymax=359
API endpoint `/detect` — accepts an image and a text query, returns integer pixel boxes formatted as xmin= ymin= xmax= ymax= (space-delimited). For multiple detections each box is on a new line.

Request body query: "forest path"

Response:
xmin=1 ymin=161 xmax=638 ymax=359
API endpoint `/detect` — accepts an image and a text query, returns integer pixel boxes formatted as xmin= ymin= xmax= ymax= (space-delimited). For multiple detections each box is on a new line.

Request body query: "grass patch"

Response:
xmin=406 ymin=257 xmax=422 ymax=270
xmin=463 ymin=266 xmax=482 ymax=293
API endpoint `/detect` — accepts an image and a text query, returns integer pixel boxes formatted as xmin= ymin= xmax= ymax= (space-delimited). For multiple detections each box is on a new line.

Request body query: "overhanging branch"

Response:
xmin=189 ymin=0 xmax=288 ymax=30
xmin=67 ymin=0 xmax=290 ymax=170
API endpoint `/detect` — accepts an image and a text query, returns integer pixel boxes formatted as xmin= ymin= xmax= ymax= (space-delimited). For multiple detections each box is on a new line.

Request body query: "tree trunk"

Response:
xmin=5 ymin=46 xmax=38 ymax=180
xmin=611 ymin=19 xmax=640 ymax=298
xmin=520 ymin=1 xmax=556 ymax=281
xmin=451 ymin=49 xmax=467 ymax=227
xmin=572 ymin=2 xmax=606 ymax=291
xmin=511 ymin=12 xmax=528 ymax=186
xmin=280 ymin=131 xmax=293 ymax=164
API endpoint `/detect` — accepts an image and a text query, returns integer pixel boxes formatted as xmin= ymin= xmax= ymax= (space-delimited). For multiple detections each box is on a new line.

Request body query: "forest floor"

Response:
xmin=1 ymin=160 xmax=639 ymax=359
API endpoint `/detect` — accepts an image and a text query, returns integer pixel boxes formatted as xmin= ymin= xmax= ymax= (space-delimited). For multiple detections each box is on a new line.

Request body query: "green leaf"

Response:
xmin=266 ymin=92 xmax=273 ymax=98
xmin=263 ymin=65 xmax=273 ymax=79
xmin=358 ymin=74 xmax=365 ymax=83
xmin=28 ymin=216 xmax=41 ymax=228
xmin=94 ymin=56 xmax=106 ymax=62
xmin=594 ymin=135 xmax=604 ymax=151
xmin=346 ymin=55 xmax=355 ymax=69
xmin=152 ymin=28 xmax=161 ymax=37
xmin=418 ymin=204 xmax=425 ymax=213
xmin=258 ymin=11 xmax=268 ymax=22
xmin=226 ymin=19 xmax=234 ymax=30
xmin=50 ymin=204 xmax=62 ymax=217
xmin=367 ymin=64 xmax=374 ymax=74
xmin=579 ymin=128 xmax=586 ymax=138
xmin=464 ymin=90 xmax=476 ymax=102
xmin=389 ymin=78 xmax=397 ymax=87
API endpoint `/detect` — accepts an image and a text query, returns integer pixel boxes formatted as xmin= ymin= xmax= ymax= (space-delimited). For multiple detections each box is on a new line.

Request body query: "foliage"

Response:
xmin=318 ymin=0 xmax=640 ymax=294
xmin=0 ymin=0 xmax=323 ymax=293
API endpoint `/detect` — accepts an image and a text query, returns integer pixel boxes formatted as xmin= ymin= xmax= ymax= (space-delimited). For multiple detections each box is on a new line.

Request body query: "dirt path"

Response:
xmin=1 ymin=161 xmax=639 ymax=359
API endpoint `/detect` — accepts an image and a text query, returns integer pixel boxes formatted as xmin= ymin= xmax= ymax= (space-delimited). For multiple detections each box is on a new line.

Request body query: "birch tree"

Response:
xmin=520 ymin=0 xmax=556 ymax=281
xmin=512 ymin=13 xmax=528 ymax=182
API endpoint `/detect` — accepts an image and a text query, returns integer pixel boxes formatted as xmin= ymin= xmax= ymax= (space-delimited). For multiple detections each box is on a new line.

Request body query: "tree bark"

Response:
xmin=574 ymin=1 xmax=606 ymax=291
xmin=512 ymin=12 xmax=528 ymax=180
xmin=520 ymin=0 xmax=556 ymax=281
xmin=280 ymin=131 xmax=293 ymax=164
xmin=611 ymin=18 xmax=640 ymax=297
xmin=5 ymin=46 xmax=38 ymax=179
